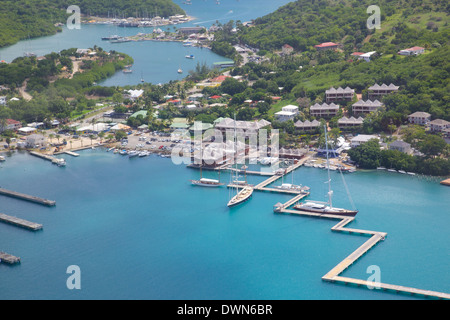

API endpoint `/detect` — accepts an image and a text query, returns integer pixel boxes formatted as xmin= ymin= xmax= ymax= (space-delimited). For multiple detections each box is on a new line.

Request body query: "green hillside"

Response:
xmin=237 ymin=0 xmax=449 ymax=54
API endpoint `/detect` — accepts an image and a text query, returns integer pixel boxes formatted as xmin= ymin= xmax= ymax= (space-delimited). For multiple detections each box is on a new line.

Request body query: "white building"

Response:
xmin=398 ymin=46 xmax=425 ymax=56
xmin=0 ymin=96 xmax=6 ymax=105
xmin=125 ymin=89 xmax=144 ymax=101
xmin=275 ymin=105 xmax=299 ymax=122
xmin=350 ymin=134 xmax=379 ymax=148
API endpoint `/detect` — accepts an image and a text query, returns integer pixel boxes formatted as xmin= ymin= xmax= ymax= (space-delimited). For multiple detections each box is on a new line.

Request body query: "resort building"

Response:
xmin=368 ymin=83 xmax=399 ymax=100
xmin=310 ymin=102 xmax=339 ymax=118
xmin=337 ymin=116 xmax=364 ymax=129
xmin=350 ymin=134 xmax=379 ymax=148
xmin=314 ymin=42 xmax=339 ymax=51
xmin=282 ymin=44 xmax=294 ymax=55
xmin=408 ymin=112 xmax=431 ymax=125
xmin=274 ymin=105 xmax=299 ymax=122
xmin=294 ymin=120 xmax=321 ymax=132
xmin=398 ymin=46 xmax=425 ymax=56
xmin=429 ymin=119 xmax=450 ymax=133
xmin=325 ymin=87 xmax=354 ymax=103
xmin=214 ymin=118 xmax=271 ymax=138
xmin=389 ymin=140 xmax=412 ymax=154
xmin=352 ymin=99 xmax=384 ymax=115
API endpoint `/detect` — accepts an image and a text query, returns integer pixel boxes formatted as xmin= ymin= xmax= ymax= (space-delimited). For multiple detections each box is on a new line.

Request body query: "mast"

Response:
xmin=324 ymin=125 xmax=333 ymax=208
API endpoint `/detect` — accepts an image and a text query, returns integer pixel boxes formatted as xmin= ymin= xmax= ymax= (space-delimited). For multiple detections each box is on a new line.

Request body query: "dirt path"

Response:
xmin=19 ymin=80 xmax=32 ymax=101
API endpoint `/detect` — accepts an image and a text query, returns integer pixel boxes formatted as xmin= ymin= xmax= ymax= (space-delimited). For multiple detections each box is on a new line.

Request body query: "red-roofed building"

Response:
xmin=314 ymin=42 xmax=339 ymax=51
xmin=211 ymin=75 xmax=230 ymax=83
xmin=167 ymin=99 xmax=182 ymax=106
xmin=282 ymin=44 xmax=294 ymax=55
xmin=398 ymin=46 xmax=425 ymax=56
xmin=0 ymin=119 xmax=21 ymax=132
xmin=209 ymin=95 xmax=222 ymax=100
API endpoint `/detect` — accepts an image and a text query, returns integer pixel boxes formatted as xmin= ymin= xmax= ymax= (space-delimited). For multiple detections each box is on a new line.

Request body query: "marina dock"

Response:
xmin=275 ymin=194 xmax=450 ymax=299
xmin=29 ymin=151 xmax=59 ymax=162
xmin=0 ymin=213 xmax=42 ymax=231
xmin=0 ymin=188 xmax=56 ymax=206
xmin=0 ymin=252 xmax=21 ymax=265
xmin=64 ymin=151 xmax=80 ymax=157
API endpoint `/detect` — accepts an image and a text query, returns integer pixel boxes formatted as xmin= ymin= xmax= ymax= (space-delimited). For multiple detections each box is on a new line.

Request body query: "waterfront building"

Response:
xmin=389 ymin=140 xmax=412 ymax=154
xmin=214 ymin=118 xmax=271 ymax=138
xmin=350 ymin=134 xmax=379 ymax=148
xmin=0 ymin=119 xmax=21 ymax=132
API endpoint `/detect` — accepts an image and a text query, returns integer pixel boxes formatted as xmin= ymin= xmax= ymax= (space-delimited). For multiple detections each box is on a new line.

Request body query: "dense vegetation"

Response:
xmin=0 ymin=48 xmax=133 ymax=122
xmin=348 ymin=138 xmax=450 ymax=176
xmin=237 ymin=0 xmax=449 ymax=53
xmin=0 ymin=1 xmax=67 ymax=48
xmin=52 ymin=0 xmax=184 ymax=18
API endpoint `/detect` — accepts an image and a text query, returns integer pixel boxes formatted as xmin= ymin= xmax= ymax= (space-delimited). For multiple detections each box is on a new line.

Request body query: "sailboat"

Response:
xmin=294 ymin=126 xmax=358 ymax=217
xmin=141 ymin=71 xmax=145 ymax=83
xmin=191 ymin=166 xmax=224 ymax=187
xmin=228 ymin=115 xmax=253 ymax=207
xmin=177 ymin=68 xmax=183 ymax=74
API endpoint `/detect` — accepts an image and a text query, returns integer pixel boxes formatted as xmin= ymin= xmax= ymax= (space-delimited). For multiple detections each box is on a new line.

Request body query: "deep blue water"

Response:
xmin=0 ymin=150 xmax=448 ymax=299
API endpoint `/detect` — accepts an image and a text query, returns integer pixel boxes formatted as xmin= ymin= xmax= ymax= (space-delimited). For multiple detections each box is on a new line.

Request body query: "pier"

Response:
xmin=275 ymin=194 xmax=450 ymax=300
xmin=29 ymin=151 xmax=59 ymax=162
xmin=64 ymin=151 xmax=80 ymax=157
xmin=0 ymin=213 xmax=43 ymax=231
xmin=0 ymin=188 xmax=56 ymax=206
xmin=0 ymin=252 xmax=21 ymax=265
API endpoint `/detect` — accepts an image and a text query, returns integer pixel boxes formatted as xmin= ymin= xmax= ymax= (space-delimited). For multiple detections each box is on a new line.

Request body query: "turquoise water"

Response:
xmin=0 ymin=0 xmax=294 ymax=86
xmin=0 ymin=150 xmax=448 ymax=299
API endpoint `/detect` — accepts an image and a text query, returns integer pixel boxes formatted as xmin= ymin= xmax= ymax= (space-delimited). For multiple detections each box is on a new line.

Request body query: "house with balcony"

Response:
xmin=368 ymin=83 xmax=399 ymax=100
xmin=407 ymin=112 xmax=431 ymax=125
xmin=325 ymin=87 xmax=354 ymax=103
xmin=352 ymin=100 xmax=384 ymax=115
xmin=310 ymin=102 xmax=339 ymax=118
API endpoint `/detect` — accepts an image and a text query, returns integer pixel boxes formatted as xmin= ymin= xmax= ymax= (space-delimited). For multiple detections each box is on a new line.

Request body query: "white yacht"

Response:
xmin=294 ymin=125 xmax=358 ymax=217
xmin=191 ymin=177 xmax=224 ymax=187
xmin=228 ymin=186 xmax=253 ymax=207
xmin=0 ymin=156 xmax=5 ymax=162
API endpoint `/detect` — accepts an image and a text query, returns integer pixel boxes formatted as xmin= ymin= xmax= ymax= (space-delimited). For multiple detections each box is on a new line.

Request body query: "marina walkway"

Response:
xmin=275 ymin=197 xmax=450 ymax=299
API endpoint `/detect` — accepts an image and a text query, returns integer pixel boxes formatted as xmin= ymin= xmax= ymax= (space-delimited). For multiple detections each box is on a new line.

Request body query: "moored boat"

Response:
xmin=227 ymin=186 xmax=253 ymax=207
xmin=191 ymin=178 xmax=224 ymax=187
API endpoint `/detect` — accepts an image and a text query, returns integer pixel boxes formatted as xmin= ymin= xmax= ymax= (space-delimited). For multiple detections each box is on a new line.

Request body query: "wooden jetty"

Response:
xmin=0 ymin=252 xmax=21 ymax=265
xmin=0 ymin=188 xmax=56 ymax=206
xmin=0 ymin=213 xmax=43 ymax=231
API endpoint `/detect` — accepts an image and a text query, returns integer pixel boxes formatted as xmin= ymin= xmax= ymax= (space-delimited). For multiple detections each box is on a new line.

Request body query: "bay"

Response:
xmin=0 ymin=150 xmax=448 ymax=299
